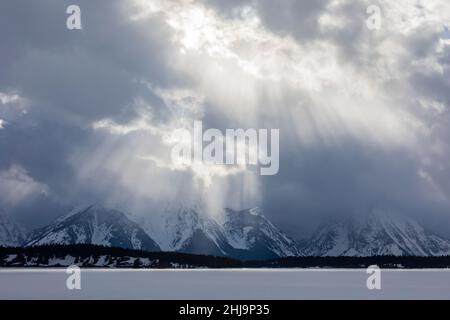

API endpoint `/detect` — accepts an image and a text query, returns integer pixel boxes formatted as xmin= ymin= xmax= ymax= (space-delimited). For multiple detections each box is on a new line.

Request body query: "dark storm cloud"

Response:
xmin=231 ymin=1 xmax=450 ymax=237
xmin=261 ymin=134 xmax=450 ymax=237
xmin=204 ymin=0 xmax=329 ymax=40
xmin=255 ymin=0 xmax=330 ymax=40
xmin=0 ymin=0 xmax=180 ymax=121
xmin=203 ymin=0 xmax=368 ymax=62
xmin=0 ymin=0 xmax=181 ymax=225
xmin=0 ymin=0 xmax=449 ymax=239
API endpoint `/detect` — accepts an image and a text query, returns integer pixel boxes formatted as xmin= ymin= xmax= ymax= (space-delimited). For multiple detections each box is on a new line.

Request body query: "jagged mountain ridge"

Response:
xmin=302 ymin=209 xmax=450 ymax=257
xmin=138 ymin=205 xmax=302 ymax=260
xmin=221 ymin=208 xmax=303 ymax=259
xmin=23 ymin=204 xmax=302 ymax=260
xmin=25 ymin=205 xmax=161 ymax=252
xmin=5 ymin=204 xmax=450 ymax=259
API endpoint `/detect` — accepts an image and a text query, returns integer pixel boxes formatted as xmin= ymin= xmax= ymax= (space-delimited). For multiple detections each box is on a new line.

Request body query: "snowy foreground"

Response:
xmin=1 ymin=269 xmax=450 ymax=299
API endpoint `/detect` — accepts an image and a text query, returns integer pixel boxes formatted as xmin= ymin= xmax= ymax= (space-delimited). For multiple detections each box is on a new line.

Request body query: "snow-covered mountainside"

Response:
xmin=0 ymin=211 xmax=26 ymax=247
xmin=26 ymin=205 xmax=160 ymax=252
xmin=139 ymin=203 xmax=223 ymax=253
xmin=303 ymin=209 xmax=450 ymax=257
xmin=10 ymin=203 xmax=450 ymax=259
xmin=222 ymin=208 xmax=302 ymax=259
xmin=138 ymin=205 xmax=301 ymax=260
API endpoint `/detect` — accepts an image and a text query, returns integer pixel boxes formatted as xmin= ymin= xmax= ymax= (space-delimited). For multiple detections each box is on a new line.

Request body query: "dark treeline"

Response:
xmin=0 ymin=244 xmax=242 ymax=268
xmin=246 ymin=255 xmax=450 ymax=268
xmin=2 ymin=245 xmax=450 ymax=268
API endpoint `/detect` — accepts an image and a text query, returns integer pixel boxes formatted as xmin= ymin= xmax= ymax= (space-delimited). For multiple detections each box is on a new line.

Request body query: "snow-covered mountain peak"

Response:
xmin=56 ymin=204 xmax=104 ymax=224
xmin=147 ymin=206 xmax=215 ymax=251
xmin=7 ymin=202 xmax=450 ymax=260
xmin=26 ymin=205 xmax=160 ymax=252
xmin=303 ymin=208 xmax=450 ymax=257
xmin=248 ymin=207 xmax=263 ymax=217
xmin=138 ymin=205 xmax=301 ymax=259
xmin=222 ymin=208 xmax=302 ymax=258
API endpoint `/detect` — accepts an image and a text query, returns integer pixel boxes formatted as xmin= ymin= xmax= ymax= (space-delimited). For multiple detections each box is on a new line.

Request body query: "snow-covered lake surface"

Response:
xmin=1 ymin=269 xmax=450 ymax=299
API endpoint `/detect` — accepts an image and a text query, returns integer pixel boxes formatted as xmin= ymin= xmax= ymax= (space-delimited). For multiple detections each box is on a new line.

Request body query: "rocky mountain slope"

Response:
xmin=25 ymin=205 xmax=160 ymax=252
xmin=302 ymin=209 xmax=450 ymax=256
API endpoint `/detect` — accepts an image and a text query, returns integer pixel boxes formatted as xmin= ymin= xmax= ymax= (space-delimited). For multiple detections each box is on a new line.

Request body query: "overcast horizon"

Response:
xmin=1 ymin=0 xmax=450 ymax=240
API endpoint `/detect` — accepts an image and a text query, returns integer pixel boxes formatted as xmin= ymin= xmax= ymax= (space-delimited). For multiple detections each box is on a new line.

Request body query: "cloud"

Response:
xmin=0 ymin=92 xmax=22 ymax=105
xmin=0 ymin=91 xmax=28 ymax=127
xmin=0 ymin=164 xmax=48 ymax=206
xmin=0 ymin=0 xmax=450 ymax=237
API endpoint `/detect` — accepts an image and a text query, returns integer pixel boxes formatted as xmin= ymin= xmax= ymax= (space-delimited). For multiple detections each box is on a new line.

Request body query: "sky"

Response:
xmin=0 ymin=0 xmax=449 ymax=239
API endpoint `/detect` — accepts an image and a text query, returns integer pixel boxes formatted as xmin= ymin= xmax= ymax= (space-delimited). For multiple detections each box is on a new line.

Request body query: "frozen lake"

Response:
xmin=2 ymin=269 xmax=450 ymax=299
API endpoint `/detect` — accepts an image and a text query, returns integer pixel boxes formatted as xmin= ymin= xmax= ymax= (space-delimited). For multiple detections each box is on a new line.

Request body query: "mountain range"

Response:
xmin=2 ymin=205 xmax=450 ymax=259
xmin=302 ymin=209 xmax=450 ymax=257
xmin=136 ymin=204 xmax=301 ymax=260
